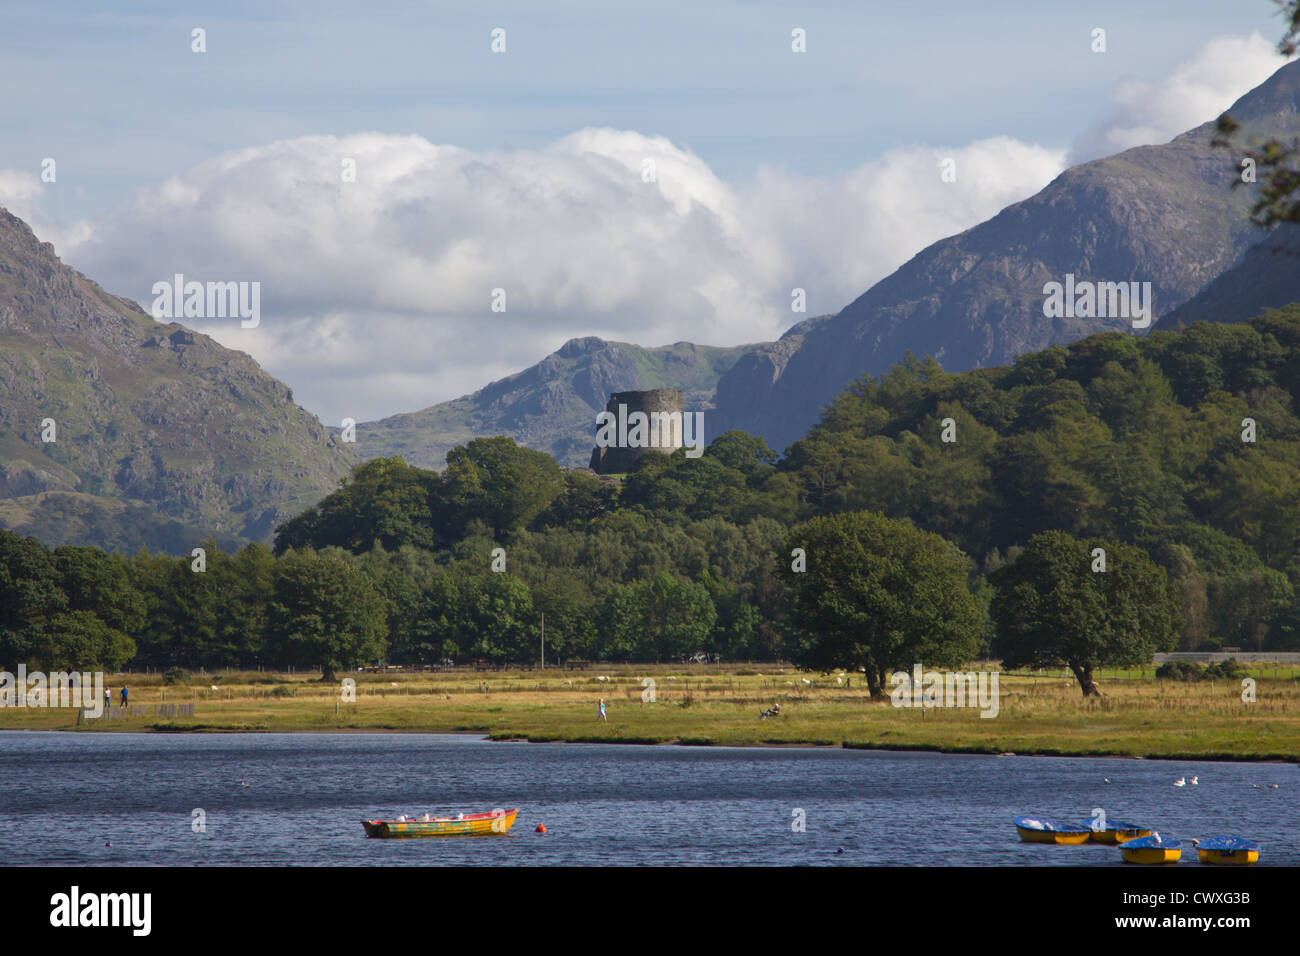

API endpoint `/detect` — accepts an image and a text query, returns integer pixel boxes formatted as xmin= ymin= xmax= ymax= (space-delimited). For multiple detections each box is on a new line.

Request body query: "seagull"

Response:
xmin=1173 ymin=777 xmax=1186 ymax=787
xmin=1103 ymin=777 xmax=1111 ymax=783
xmin=1190 ymin=776 xmax=1198 ymax=785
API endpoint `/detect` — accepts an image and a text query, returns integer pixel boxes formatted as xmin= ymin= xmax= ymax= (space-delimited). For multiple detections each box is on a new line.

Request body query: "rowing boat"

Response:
xmin=1120 ymin=835 xmax=1182 ymax=864
xmin=1087 ymin=821 xmax=1154 ymax=845
xmin=1195 ymin=836 xmax=1260 ymax=865
xmin=1015 ymin=816 xmax=1092 ymax=844
xmin=362 ymin=809 xmax=519 ymax=838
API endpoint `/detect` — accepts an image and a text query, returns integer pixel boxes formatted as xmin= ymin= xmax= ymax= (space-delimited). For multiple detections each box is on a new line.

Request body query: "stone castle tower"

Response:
xmin=589 ymin=388 xmax=684 ymax=474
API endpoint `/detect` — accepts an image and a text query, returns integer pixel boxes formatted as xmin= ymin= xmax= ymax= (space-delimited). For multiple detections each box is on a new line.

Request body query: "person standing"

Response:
xmin=120 ymin=685 xmax=128 ymax=708
xmin=598 ymin=698 xmax=607 ymax=722
xmin=105 ymin=687 xmax=112 ymax=709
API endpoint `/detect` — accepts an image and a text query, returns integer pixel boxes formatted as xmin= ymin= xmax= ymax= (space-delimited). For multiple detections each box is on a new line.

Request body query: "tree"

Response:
xmin=275 ymin=457 xmax=439 ymax=554
xmin=442 ymin=437 xmax=566 ymax=539
xmin=265 ymin=550 xmax=388 ymax=679
xmin=458 ymin=572 xmax=536 ymax=663
xmin=596 ymin=572 xmax=716 ymax=661
xmin=990 ymin=531 xmax=1179 ymax=696
xmin=54 ymin=546 xmax=146 ymax=636
xmin=531 ymin=469 xmax=618 ymax=527
xmin=706 ymin=430 xmax=777 ymax=474
xmin=28 ymin=611 xmax=135 ymax=672
xmin=782 ymin=511 xmax=982 ymax=697
xmin=0 ymin=530 xmax=68 ymax=670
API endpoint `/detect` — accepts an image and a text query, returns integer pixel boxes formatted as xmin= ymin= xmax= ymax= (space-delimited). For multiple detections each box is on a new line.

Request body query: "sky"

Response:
xmin=0 ymin=1 xmax=1294 ymax=424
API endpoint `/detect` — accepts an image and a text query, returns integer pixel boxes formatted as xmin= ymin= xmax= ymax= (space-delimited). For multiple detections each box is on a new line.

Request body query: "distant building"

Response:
xmin=589 ymin=389 xmax=684 ymax=474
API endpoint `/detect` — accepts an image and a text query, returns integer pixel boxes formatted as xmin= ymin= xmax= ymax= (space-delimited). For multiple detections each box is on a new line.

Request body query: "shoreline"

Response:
xmin=4 ymin=725 xmax=1296 ymax=764
xmin=4 ymin=665 xmax=1297 ymax=763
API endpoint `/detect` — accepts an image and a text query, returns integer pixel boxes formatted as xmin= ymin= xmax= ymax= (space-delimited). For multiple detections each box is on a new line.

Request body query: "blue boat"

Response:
xmin=1085 ymin=819 xmax=1153 ymax=844
xmin=1120 ymin=834 xmax=1183 ymax=864
xmin=1015 ymin=815 xmax=1091 ymax=844
xmin=1196 ymin=836 xmax=1260 ymax=865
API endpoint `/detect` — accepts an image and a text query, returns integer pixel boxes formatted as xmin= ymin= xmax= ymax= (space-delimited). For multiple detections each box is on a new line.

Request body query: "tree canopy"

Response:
xmin=990 ymin=531 xmax=1180 ymax=695
xmin=3 ymin=311 xmax=1299 ymax=673
xmin=782 ymin=510 xmax=982 ymax=697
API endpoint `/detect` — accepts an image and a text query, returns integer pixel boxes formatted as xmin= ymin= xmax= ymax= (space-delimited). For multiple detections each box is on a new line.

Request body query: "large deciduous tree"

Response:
xmin=782 ymin=511 xmax=981 ymax=697
xmin=990 ymin=531 xmax=1180 ymax=696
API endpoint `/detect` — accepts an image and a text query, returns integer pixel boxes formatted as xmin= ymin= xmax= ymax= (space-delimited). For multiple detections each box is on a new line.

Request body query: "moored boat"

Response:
xmin=1087 ymin=820 xmax=1154 ymax=845
xmin=1015 ymin=815 xmax=1092 ymax=844
xmin=362 ymin=808 xmax=519 ymax=838
xmin=1195 ymin=836 xmax=1260 ymax=865
xmin=1120 ymin=834 xmax=1182 ymax=864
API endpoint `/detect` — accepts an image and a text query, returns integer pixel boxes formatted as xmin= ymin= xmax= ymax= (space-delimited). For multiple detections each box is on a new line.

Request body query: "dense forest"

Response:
xmin=3 ymin=310 xmax=1299 ymax=678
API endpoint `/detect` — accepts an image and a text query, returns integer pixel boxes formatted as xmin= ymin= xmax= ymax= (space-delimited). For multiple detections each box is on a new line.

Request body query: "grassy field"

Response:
xmin=2 ymin=663 xmax=1298 ymax=761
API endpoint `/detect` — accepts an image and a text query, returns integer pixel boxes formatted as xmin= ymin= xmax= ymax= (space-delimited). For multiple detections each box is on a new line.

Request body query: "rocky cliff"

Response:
xmin=0 ymin=208 xmax=356 ymax=551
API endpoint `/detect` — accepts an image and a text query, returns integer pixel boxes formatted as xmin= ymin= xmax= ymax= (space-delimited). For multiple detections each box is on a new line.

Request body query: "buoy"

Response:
xmin=536 ymin=824 xmax=547 ymax=833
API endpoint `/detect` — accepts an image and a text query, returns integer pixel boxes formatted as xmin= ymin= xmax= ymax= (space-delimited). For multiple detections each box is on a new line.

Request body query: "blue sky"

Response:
xmin=0 ymin=1 xmax=1293 ymax=422
xmin=2 ymin=0 xmax=1285 ymax=218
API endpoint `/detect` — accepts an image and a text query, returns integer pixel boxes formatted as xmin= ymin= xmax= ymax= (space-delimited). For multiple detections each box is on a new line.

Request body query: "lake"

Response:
xmin=0 ymin=732 xmax=1293 ymax=865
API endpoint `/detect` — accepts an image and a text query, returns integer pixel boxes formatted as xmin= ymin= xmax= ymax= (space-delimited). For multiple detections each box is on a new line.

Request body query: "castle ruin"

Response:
xmin=589 ymin=388 xmax=684 ymax=474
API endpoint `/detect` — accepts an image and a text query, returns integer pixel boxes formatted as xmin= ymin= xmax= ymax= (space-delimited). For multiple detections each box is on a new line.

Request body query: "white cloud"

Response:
xmin=1069 ymin=33 xmax=1292 ymax=163
xmin=6 ymin=33 xmax=1279 ymax=426
xmin=4 ymin=129 xmax=1063 ymax=424
xmin=0 ymin=169 xmax=44 ymax=225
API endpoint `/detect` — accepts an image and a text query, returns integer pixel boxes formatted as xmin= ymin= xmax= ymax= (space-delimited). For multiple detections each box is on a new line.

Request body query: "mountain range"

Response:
xmin=354 ymin=60 xmax=1300 ymax=459
xmin=708 ymin=59 xmax=1300 ymax=451
xmin=350 ymin=315 xmax=833 ymax=469
xmin=4 ymin=62 xmax=1300 ymax=553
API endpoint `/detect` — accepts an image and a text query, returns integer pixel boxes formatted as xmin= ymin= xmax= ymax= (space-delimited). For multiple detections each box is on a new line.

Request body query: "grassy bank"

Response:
xmin=2 ymin=664 xmax=1298 ymax=761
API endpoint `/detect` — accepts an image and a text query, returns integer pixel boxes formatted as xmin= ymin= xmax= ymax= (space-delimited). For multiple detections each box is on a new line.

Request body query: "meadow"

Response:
xmin=2 ymin=663 xmax=1297 ymax=761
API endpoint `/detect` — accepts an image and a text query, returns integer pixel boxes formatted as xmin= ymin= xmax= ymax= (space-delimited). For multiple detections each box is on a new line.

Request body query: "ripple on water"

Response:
xmin=0 ymin=732 xmax=1293 ymax=866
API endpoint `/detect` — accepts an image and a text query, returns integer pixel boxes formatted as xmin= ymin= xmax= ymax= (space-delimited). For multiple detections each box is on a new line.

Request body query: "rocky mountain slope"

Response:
xmin=709 ymin=60 xmax=1300 ymax=452
xmin=0 ymin=208 xmax=356 ymax=551
xmin=350 ymin=332 xmax=805 ymax=469
xmin=1155 ymin=225 xmax=1300 ymax=330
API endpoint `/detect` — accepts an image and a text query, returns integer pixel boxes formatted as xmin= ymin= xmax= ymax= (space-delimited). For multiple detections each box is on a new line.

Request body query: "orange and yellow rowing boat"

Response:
xmin=362 ymin=809 xmax=519 ymax=838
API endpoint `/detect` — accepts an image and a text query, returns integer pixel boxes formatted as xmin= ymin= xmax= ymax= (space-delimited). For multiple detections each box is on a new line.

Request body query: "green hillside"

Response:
xmin=0 ymin=208 xmax=357 ymax=552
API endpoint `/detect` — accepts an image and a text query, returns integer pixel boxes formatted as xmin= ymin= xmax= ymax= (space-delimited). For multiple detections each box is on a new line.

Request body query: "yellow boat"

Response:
xmin=1120 ymin=835 xmax=1182 ymax=864
xmin=362 ymin=808 xmax=519 ymax=838
xmin=1195 ymin=837 xmax=1260 ymax=865
xmin=1015 ymin=816 xmax=1092 ymax=845
xmin=1088 ymin=821 xmax=1154 ymax=845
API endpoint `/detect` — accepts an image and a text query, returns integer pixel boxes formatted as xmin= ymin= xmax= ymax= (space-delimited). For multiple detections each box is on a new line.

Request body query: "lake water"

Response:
xmin=0 ymin=732 xmax=1294 ymax=865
